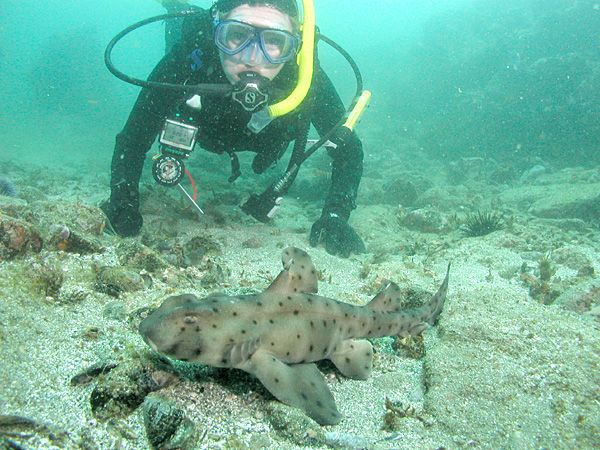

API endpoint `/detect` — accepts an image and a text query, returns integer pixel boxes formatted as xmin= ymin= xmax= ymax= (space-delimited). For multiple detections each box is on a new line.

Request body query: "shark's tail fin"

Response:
xmin=422 ymin=263 xmax=450 ymax=326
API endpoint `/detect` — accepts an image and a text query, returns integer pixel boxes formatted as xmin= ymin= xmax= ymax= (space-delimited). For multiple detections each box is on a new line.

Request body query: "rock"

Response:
xmin=324 ymin=431 xmax=370 ymax=449
xmin=0 ymin=195 xmax=30 ymax=220
xmin=266 ymin=401 xmax=325 ymax=445
xmin=397 ymin=207 xmax=451 ymax=233
xmin=182 ymin=235 xmax=221 ymax=267
xmin=552 ymin=245 xmax=593 ymax=270
xmin=117 ymin=241 xmax=168 ymax=273
xmin=447 ymin=157 xmax=500 ymax=184
xmin=102 ymin=301 xmax=128 ymax=321
xmin=553 ymin=280 xmax=600 ymax=314
xmin=142 ymin=395 xmax=195 ymax=450
xmin=0 ymin=213 xmax=43 ymax=260
xmin=94 ymin=266 xmax=145 ymax=297
xmin=535 ymin=218 xmax=591 ymax=233
xmin=242 ymin=237 xmax=263 ymax=249
xmin=34 ymin=201 xmax=106 ymax=236
xmin=519 ymin=164 xmax=547 ymax=182
xmin=498 ymin=180 xmax=600 ymax=223
xmin=381 ymin=179 xmax=419 ymax=206
xmin=58 ymin=284 xmax=90 ymax=303
xmin=90 ymin=361 xmax=176 ymax=420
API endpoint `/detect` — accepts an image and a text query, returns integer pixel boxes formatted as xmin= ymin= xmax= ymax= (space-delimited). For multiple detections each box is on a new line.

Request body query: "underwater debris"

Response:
xmin=0 ymin=177 xmax=17 ymax=197
xmin=49 ymin=224 xmax=104 ymax=254
xmin=461 ymin=210 xmax=504 ymax=237
xmin=70 ymin=362 xmax=118 ymax=386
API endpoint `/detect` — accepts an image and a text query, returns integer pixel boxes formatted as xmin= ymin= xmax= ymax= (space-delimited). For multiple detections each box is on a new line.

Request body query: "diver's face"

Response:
xmin=218 ymin=5 xmax=294 ymax=83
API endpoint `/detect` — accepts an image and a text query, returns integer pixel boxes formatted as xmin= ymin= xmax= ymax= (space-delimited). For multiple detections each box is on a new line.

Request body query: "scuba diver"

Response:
xmin=101 ymin=0 xmax=366 ymax=258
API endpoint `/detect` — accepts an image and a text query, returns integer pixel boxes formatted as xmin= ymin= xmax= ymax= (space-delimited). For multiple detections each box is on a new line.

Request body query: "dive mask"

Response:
xmin=214 ymin=19 xmax=300 ymax=65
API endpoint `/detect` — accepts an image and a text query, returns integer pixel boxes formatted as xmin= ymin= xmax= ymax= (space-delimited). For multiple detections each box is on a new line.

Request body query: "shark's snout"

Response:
xmin=139 ymin=314 xmax=169 ymax=353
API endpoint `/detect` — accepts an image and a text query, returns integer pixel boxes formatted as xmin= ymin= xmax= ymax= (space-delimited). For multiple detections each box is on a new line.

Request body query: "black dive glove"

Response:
xmin=309 ymin=212 xmax=366 ymax=258
xmin=100 ymin=182 xmax=143 ymax=237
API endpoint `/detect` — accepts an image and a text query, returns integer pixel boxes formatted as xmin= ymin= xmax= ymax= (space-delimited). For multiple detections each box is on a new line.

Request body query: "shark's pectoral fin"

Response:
xmin=329 ymin=339 xmax=373 ymax=380
xmin=246 ymin=348 xmax=341 ymax=425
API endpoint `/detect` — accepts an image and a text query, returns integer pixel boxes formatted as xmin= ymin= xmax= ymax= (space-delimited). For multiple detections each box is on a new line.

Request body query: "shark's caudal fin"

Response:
xmin=422 ymin=263 xmax=450 ymax=326
xmin=266 ymin=247 xmax=319 ymax=294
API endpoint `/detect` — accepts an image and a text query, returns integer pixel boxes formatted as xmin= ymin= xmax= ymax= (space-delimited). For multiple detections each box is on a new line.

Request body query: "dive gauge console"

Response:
xmin=152 ymin=119 xmax=199 ymax=186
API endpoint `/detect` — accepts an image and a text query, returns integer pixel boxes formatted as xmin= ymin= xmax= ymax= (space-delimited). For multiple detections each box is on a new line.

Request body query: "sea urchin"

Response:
xmin=0 ymin=176 xmax=17 ymax=197
xmin=461 ymin=210 xmax=503 ymax=237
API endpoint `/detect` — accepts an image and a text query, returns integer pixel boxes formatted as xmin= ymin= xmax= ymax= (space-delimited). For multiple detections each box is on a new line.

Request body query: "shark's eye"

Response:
xmin=184 ymin=316 xmax=197 ymax=324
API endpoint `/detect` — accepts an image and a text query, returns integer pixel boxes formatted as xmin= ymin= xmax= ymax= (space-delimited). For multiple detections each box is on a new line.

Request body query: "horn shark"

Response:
xmin=139 ymin=247 xmax=450 ymax=425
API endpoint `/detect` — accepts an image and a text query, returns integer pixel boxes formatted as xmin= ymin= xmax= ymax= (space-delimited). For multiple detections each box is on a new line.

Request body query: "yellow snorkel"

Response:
xmin=250 ymin=0 xmax=370 ymax=131
xmin=268 ymin=0 xmax=315 ymax=118
xmin=246 ymin=0 xmax=315 ymax=132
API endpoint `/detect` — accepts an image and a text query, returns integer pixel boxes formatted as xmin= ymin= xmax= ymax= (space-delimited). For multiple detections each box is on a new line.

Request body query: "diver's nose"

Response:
xmin=239 ymin=40 xmax=263 ymax=66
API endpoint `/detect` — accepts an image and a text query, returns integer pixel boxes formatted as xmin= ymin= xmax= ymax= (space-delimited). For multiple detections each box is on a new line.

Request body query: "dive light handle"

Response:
xmin=241 ymin=165 xmax=299 ymax=222
xmin=241 ymin=189 xmax=283 ymax=223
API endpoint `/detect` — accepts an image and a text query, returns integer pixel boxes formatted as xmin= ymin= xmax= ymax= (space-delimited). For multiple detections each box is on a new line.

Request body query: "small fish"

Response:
xmin=139 ymin=247 xmax=449 ymax=425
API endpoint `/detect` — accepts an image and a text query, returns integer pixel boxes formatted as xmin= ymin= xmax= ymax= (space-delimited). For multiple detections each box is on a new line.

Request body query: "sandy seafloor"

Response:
xmin=1 ymin=138 xmax=599 ymax=450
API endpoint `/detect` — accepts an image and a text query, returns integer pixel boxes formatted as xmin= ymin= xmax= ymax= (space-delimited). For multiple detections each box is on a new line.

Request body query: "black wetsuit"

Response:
xmin=104 ymin=9 xmax=364 ymax=255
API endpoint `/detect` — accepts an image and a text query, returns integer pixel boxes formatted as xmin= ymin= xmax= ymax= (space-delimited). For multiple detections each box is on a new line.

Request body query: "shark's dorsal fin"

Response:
xmin=158 ymin=293 xmax=199 ymax=311
xmin=367 ymin=281 xmax=404 ymax=312
xmin=266 ymin=247 xmax=318 ymax=294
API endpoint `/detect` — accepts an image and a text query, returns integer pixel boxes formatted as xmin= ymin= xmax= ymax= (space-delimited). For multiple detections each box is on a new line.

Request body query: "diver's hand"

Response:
xmin=309 ymin=213 xmax=365 ymax=258
xmin=100 ymin=199 xmax=142 ymax=237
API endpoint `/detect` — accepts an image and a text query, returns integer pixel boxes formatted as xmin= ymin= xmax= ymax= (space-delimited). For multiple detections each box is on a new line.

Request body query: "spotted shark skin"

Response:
xmin=139 ymin=247 xmax=450 ymax=425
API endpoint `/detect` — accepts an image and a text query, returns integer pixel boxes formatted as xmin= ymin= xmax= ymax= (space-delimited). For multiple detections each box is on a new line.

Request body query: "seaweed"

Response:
xmin=381 ymin=398 xmax=423 ymax=431
xmin=538 ymin=253 xmax=557 ymax=282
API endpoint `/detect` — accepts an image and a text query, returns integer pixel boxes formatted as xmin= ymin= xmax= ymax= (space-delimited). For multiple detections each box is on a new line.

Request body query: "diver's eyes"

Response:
xmin=262 ymin=32 xmax=287 ymax=56
xmin=225 ymin=24 xmax=253 ymax=47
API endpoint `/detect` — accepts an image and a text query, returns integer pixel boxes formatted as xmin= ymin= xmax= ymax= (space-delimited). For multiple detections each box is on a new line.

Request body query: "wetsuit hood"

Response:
xmin=212 ymin=0 xmax=299 ymax=19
